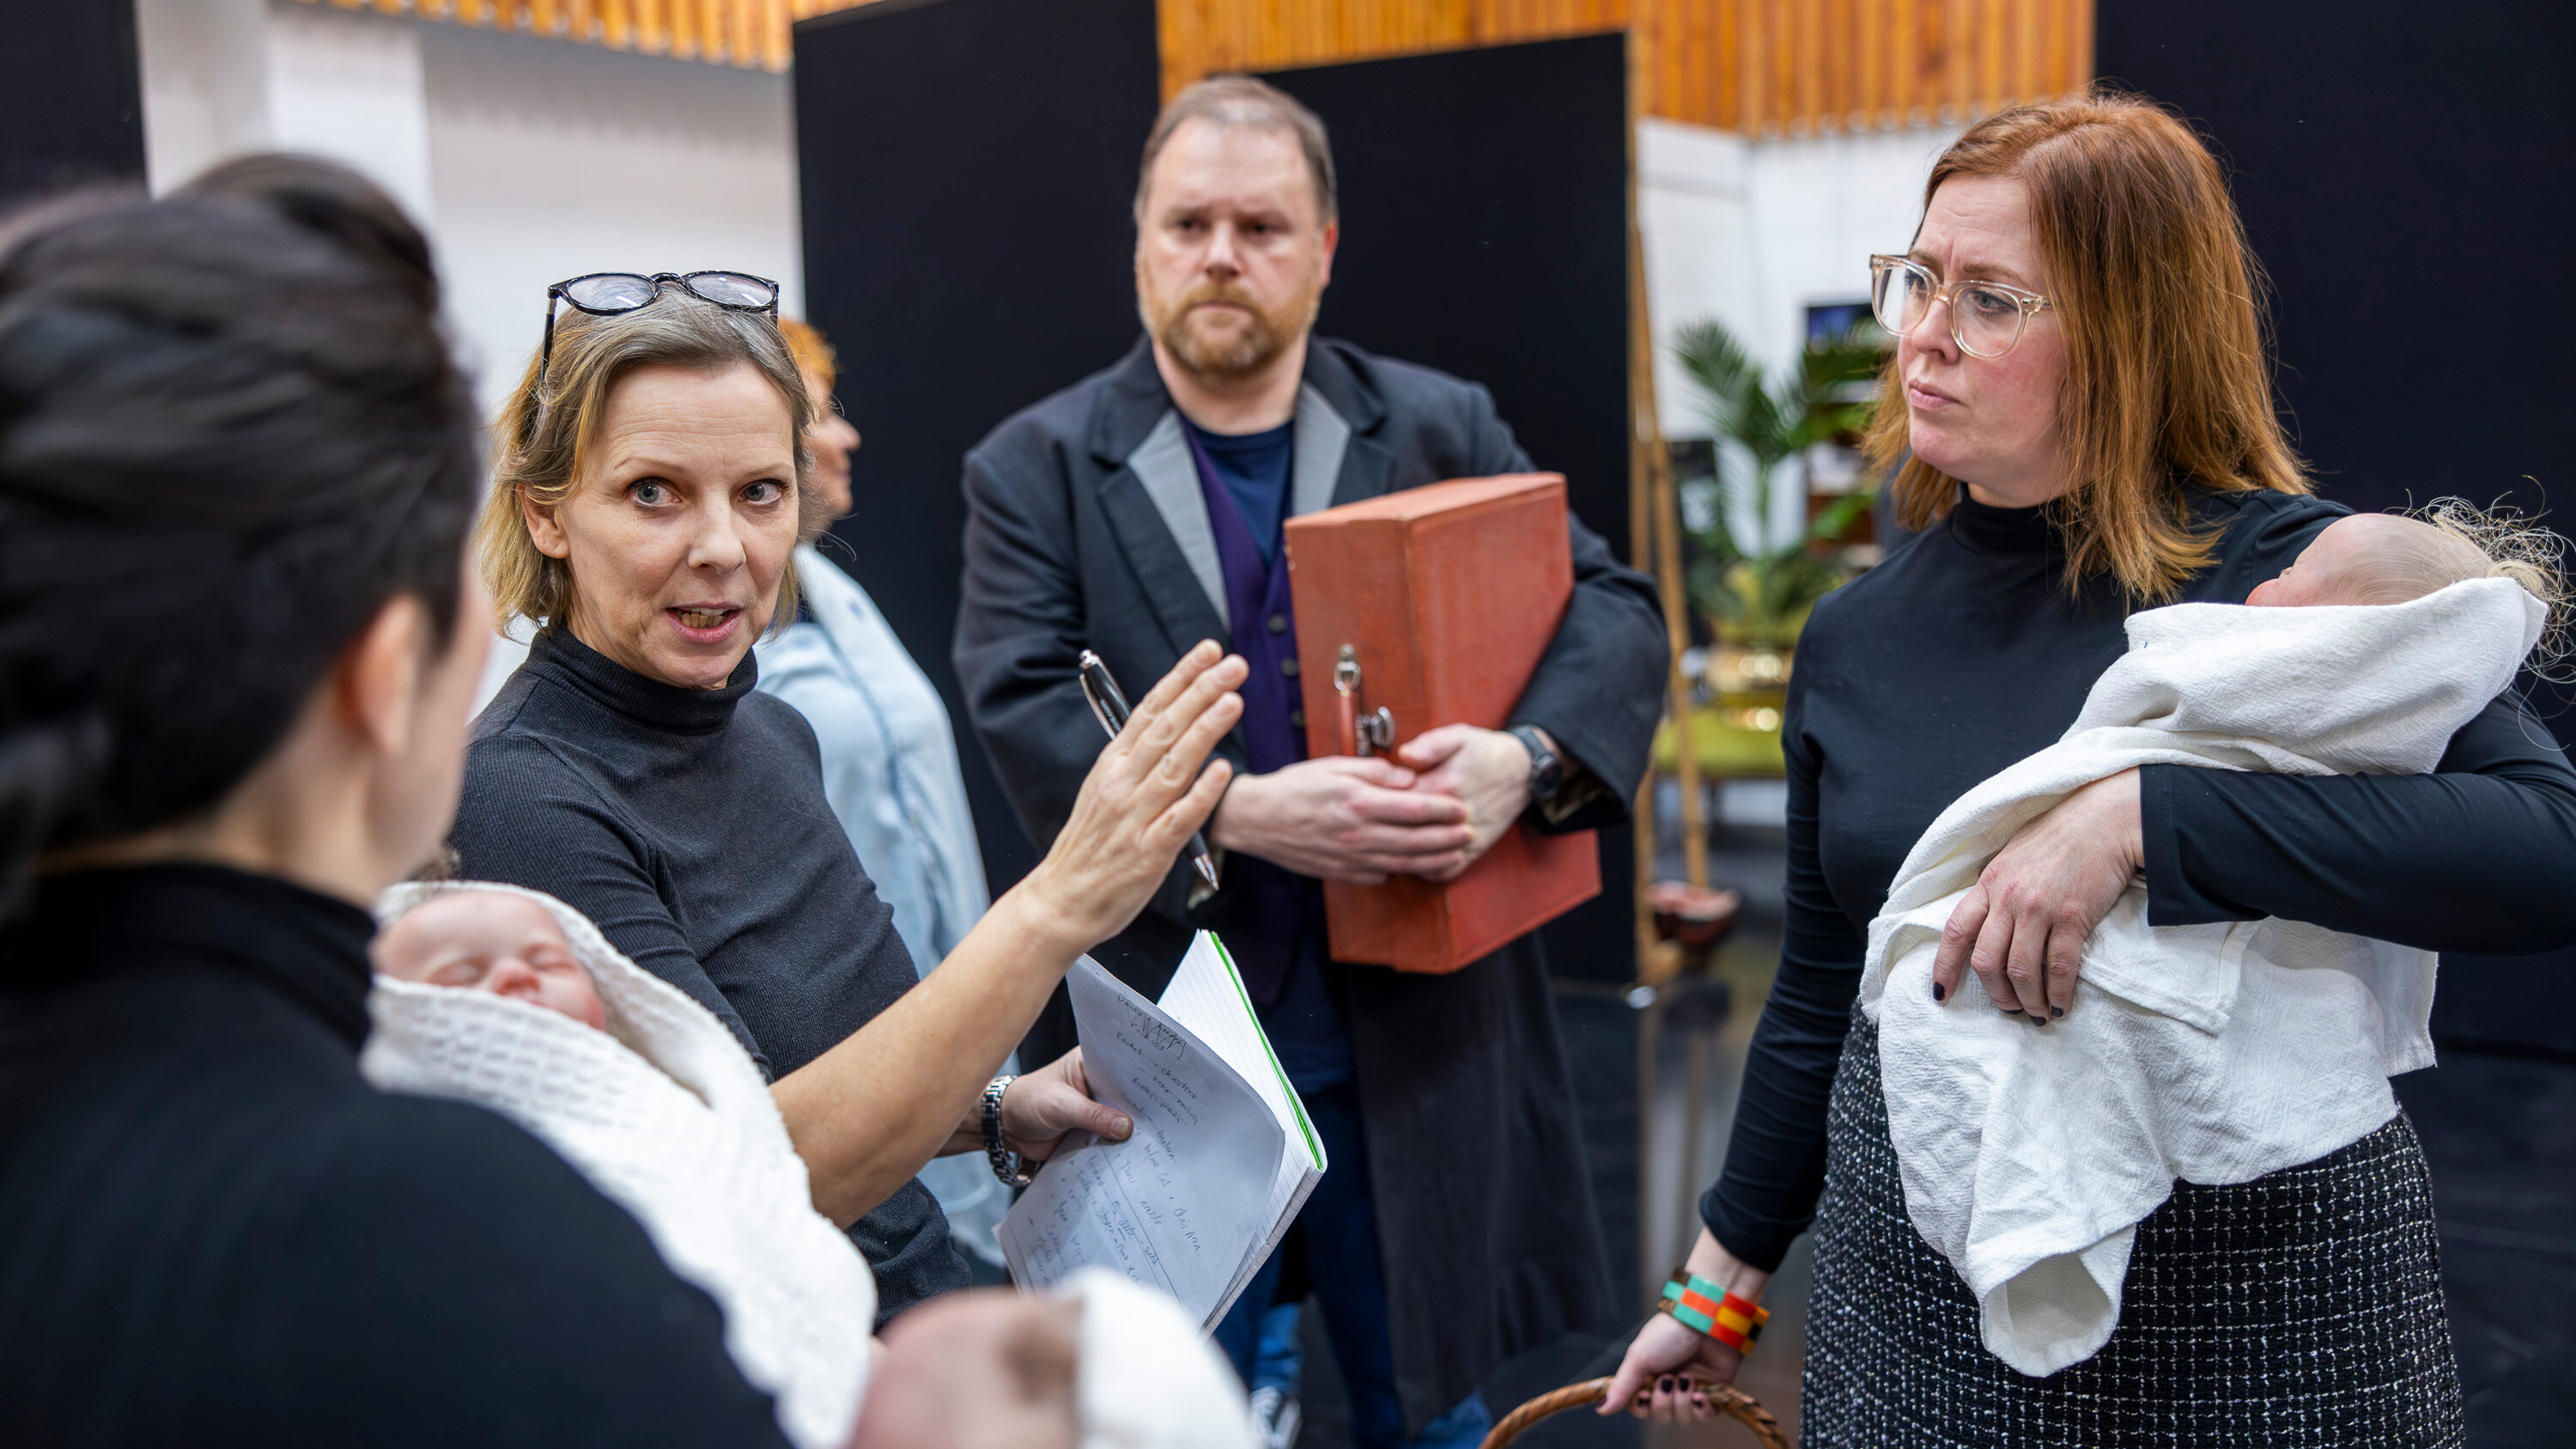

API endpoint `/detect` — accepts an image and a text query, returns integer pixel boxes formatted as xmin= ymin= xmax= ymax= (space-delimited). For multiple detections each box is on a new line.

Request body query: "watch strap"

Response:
xmin=981 ymin=1075 xmax=1032 ymax=1187
xmin=1508 ymin=723 xmax=1564 ymax=800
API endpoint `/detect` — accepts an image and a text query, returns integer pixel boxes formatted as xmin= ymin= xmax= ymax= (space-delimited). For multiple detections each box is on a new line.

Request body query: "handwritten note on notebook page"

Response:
xmin=998 ymin=934 xmax=1327 ymax=1328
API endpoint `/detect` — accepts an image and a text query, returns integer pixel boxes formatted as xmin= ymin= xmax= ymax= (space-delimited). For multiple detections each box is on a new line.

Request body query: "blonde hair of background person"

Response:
xmin=775 ymin=317 xmax=863 ymax=528
xmin=1862 ymin=94 xmax=2312 ymax=603
xmin=475 ymin=291 xmax=823 ymax=636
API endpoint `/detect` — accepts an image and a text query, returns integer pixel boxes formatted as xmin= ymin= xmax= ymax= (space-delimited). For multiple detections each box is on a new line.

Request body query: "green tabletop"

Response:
xmin=1652 ymin=704 xmax=1787 ymax=781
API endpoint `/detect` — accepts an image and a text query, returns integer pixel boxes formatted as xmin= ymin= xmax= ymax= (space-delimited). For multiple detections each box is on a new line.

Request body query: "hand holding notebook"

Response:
xmin=998 ymin=934 xmax=1326 ymax=1328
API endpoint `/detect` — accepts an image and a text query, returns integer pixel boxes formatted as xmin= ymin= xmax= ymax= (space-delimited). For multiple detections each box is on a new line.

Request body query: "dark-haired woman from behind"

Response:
xmin=0 ymin=163 xmax=793 ymax=1445
xmin=0 ymin=160 xmax=1244 ymax=1446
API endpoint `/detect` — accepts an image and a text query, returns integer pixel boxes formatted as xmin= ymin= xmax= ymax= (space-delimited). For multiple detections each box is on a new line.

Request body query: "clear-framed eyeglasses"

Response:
xmin=1868 ymin=254 xmax=2052 ymax=360
xmin=535 ymin=270 xmax=780 ymax=395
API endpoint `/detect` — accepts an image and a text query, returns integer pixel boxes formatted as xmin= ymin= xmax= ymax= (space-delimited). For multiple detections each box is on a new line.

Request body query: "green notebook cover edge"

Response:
xmin=1206 ymin=934 xmax=1325 ymax=1170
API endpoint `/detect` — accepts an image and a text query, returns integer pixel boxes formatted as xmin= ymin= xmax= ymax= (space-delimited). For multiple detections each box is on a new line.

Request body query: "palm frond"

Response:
xmin=1673 ymin=319 xmax=1765 ymax=444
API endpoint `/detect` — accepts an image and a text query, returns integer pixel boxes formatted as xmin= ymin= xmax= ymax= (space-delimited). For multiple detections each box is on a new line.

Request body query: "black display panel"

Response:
xmin=2 ymin=0 xmax=143 ymax=206
xmin=1259 ymin=33 xmax=1640 ymax=982
xmin=792 ymin=0 xmax=1163 ymax=892
xmin=2100 ymin=1 xmax=2576 ymax=1056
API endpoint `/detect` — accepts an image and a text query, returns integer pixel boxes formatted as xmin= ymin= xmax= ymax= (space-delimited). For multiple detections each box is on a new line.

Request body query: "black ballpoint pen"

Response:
xmin=1078 ymin=649 xmax=1223 ymax=889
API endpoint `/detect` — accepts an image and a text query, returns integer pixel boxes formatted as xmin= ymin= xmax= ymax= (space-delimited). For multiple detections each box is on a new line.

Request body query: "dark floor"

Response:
xmin=2393 ymin=1051 xmax=2576 ymax=1446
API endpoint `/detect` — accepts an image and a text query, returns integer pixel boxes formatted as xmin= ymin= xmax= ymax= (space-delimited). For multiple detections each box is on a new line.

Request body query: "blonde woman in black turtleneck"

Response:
xmin=1607 ymin=94 xmax=2576 ymax=1446
xmin=454 ymin=273 xmax=1247 ymax=1324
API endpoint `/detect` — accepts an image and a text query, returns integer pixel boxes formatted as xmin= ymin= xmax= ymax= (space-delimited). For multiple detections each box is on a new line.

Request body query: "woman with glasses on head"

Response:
xmin=454 ymin=271 xmax=1247 ymax=1323
xmin=1604 ymin=89 xmax=2576 ymax=1444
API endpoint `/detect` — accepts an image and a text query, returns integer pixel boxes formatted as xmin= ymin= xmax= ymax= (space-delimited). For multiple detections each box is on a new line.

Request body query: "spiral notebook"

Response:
xmin=996 ymin=934 xmax=1326 ymax=1328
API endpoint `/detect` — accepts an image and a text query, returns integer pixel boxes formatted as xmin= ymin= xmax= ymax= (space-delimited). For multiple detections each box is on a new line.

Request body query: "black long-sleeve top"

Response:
xmin=0 ymin=865 xmax=793 ymax=1446
xmin=453 ymin=626 xmax=968 ymax=1320
xmin=1701 ymin=487 xmax=2576 ymax=1271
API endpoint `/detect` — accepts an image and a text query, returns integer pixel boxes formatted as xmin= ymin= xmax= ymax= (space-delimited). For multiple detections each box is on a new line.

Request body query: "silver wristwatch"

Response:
xmin=981 ymin=1075 xmax=1032 ymax=1187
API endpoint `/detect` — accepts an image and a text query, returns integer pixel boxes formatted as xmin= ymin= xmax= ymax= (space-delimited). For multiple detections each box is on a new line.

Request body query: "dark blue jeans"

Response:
xmin=1213 ymin=1081 xmax=1491 ymax=1449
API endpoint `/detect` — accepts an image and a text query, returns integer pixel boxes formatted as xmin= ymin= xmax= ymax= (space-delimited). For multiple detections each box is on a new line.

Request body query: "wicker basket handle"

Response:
xmin=1476 ymin=1375 xmax=1787 ymax=1449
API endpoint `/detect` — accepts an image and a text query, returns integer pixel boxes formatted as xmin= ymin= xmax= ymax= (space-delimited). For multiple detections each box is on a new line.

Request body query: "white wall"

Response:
xmin=1639 ymin=116 xmax=1959 ymax=439
xmin=136 ymin=1 xmax=802 ymax=420
xmin=421 ymin=21 xmax=802 ymax=417
xmin=1638 ymin=115 xmax=1958 ymax=545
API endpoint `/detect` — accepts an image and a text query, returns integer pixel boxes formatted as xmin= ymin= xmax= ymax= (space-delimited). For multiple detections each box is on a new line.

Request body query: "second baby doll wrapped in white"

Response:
xmin=1862 ymin=511 xmax=2553 ymax=1377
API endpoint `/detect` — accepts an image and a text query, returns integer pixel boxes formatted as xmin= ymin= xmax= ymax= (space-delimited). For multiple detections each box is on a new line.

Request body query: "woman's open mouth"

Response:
xmin=666 ymin=606 xmax=741 ymax=642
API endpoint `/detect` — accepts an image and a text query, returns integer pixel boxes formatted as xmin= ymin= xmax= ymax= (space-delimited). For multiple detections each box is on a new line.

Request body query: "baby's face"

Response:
xmin=374 ymin=892 xmax=605 ymax=1031
xmin=2245 ymin=514 xmax=2407 ymax=608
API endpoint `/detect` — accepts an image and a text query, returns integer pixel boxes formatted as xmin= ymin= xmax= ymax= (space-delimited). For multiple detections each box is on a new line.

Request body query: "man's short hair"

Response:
xmin=1134 ymin=76 xmax=1337 ymax=227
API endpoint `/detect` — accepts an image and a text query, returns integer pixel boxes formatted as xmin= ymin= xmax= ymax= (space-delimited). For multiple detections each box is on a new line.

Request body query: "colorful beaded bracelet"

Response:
xmin=1659 ymin=1268 xmax=1769 ymax=1355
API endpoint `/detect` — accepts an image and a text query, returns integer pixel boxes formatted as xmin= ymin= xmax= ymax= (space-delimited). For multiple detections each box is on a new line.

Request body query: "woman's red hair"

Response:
xmin=1865 ymin=88 xmax=2311 ymax=601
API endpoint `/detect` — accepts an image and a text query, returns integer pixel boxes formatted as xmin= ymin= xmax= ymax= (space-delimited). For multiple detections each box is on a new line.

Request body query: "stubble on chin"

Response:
xmin=1136 ymin=260 xmax=1320 ymax=387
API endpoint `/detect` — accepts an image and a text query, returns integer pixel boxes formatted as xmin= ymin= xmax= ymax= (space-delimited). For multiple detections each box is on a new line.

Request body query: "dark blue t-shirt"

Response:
xmin=1178 ymin=414 xmax=1351 ymax=1089
xmin=1183 ymin=418 xmax=1294 ymax=562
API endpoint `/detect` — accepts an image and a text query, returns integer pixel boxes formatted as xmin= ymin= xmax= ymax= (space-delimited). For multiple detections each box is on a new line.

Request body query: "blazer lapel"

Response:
xmin=1099 ymin=417 xmax=1231 ymax=654
xmin=1289 ymin=383 xmax=1351 ymax=519
xmin=1297 ymin=340 xmax=1398 ymax=509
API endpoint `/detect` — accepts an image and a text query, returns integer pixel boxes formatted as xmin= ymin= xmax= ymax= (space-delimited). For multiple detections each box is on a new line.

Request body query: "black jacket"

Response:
xmin=954 ymin=336 xmax=1668 ymax=1430
xmin=0 ymin=865 xmax=792 ymax=1447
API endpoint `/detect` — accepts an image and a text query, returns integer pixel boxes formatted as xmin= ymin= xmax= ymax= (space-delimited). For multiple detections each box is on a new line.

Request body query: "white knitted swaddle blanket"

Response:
xmin=1860 ymin=577 xmax=2544 ymax=1377
xmin=362 ymin=881 xmax=874 ymax=1449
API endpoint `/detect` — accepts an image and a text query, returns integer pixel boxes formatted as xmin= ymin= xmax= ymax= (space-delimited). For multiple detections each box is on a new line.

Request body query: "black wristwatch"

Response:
xmin=1507 ymin=724 xmax=1564 ymax=801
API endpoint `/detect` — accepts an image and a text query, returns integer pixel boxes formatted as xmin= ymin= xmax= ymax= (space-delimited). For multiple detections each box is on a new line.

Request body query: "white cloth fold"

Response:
xmin=1860 ymin=577 xmax=2543 ymax=1377
xmin=362 ymin=881 xmax=874 ymax=1449
xmin=1062 ymin=1269 xmax=1256 ymax=1449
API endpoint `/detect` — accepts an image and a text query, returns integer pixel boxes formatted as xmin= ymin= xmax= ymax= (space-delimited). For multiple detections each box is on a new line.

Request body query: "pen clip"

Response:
xmin=1078 ymin=649 xmax=1128 ymax=740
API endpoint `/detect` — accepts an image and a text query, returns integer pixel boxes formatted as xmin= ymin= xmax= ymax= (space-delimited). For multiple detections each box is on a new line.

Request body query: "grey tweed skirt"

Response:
xmin=1801 ymin=1015 xmax=2463 ymax=1447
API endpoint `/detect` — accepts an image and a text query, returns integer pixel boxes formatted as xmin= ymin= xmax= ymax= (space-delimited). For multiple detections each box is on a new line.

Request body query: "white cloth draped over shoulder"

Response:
xmin=363 ymin=881 xmax=875 ymax=1449
xmin=1860 ymin=577 xmax=2546 ymax=1378
xmin=756 ymin=542 xmax=1010 ymax=1266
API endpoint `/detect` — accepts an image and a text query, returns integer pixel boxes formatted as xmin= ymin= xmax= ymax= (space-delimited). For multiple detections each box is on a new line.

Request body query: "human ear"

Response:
xmin=1317 ymin=218 xmax=1339 ymax=286
xmin=519 ymin=482 xmax=571 ymax=561
xmin=336 ymin=594 xmax=432 ymax=760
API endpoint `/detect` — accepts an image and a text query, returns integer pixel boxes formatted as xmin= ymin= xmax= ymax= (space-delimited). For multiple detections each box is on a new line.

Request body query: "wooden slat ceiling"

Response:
xmin=293 ymin=0 xmax=2092 ymax=134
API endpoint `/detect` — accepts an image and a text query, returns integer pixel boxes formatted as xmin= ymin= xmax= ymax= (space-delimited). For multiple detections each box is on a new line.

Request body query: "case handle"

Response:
xmin=1334 ymin=645 xmax=1395 ymax=758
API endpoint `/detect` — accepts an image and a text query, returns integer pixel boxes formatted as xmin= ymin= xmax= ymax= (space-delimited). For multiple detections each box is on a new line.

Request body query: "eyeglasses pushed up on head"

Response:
xmin=1868 ymin=254 xmax=2051 ymax=360
xmin=535 ymin=271 xmax=780 ymax=395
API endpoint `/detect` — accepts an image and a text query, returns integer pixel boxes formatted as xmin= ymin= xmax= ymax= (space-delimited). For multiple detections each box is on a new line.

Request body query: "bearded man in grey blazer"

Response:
xmin=954 ymin=76 xmax=1666 ymax=1449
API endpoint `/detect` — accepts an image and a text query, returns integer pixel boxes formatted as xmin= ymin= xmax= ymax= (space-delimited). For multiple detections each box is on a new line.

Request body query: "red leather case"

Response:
xmin=1282 ymin=474 xmax=1602 ymax=973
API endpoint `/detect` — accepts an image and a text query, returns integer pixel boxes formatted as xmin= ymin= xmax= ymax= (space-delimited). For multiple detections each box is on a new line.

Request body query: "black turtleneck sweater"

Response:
xmin=455 ymin=627 xmax=968 ymax=1321
xmin=0 ymin=865 xmax=793 ymax=1446
xmin=1703 ymin=487 xmax=2576 ymax=1270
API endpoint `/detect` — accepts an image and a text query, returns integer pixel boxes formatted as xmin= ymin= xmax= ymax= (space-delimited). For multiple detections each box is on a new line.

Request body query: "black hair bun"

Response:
xmin=0 ymin=159 xmax=481 ymax=919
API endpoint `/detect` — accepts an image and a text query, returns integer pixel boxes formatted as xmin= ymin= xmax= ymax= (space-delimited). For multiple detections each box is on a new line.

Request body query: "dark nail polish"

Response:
xmin=2051 ymin=1006 xmax=2065 ymax=1019
xmin=1931 ymin=981 xmax=1946 ymax=1002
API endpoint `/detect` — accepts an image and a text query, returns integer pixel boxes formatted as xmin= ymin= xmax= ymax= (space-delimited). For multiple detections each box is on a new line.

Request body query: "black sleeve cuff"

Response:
xmin=2140 ymin=763 xmax=2262 ymax=927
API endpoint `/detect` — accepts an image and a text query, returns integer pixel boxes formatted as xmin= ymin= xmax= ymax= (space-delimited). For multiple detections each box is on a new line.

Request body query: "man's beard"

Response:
xmin=1137 ymin=263 xmax=1321 ymax=384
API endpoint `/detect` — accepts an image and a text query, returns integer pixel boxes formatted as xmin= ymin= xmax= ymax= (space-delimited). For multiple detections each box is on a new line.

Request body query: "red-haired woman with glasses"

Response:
xmin=1607 ymin=89 xmax=2576 ymax=1444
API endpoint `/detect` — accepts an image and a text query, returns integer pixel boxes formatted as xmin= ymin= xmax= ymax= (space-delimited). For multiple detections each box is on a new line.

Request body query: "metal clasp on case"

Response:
xmin=1334 ymin=644 xmax=1394 ymax=757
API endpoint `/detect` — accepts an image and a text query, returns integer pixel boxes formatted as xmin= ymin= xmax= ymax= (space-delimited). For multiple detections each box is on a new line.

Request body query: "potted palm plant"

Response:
xmin=1673 ymin=317 xmax=1885 ymax=728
